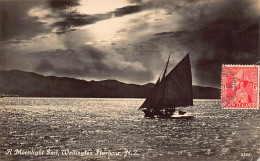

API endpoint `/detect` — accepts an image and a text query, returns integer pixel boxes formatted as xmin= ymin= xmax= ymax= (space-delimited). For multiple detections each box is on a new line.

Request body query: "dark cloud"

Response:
xmin=35 ymin=59 xmax=55 ymax=72
xmin=1 ymin=0 xmax=258 ymax=87
xmin=128 ymin=0 xmax=143 ymax=4
xmin=48 ymin=0 xmax=80 ymax=10
xmin=2 ymin=44 xmax=153 ymax=83
xmin=154 ymin=31 xmax=187 ymax=37
xmin=47 ymin=0 xmax=101 ymax=33
xmin=54 ymin=29 xmax=77 ymax=34
xmin=35 ymin=58 xmax=153 ymax=83
xmin=0 ymin=1 xmax=50 ymax=41
xmin=0 ymin=0 xmax=145 ymax=40
xmin=52 ymin=13 xmax=110 ymax=32
xmin=31 ymin=46 xmax=154 ymax=83
xmin=152 ymin=0 xmax=259 ymax=87
xmin=0 ymin=0 xmax=82 ymax=39
xmin=114 ymin=5 xmax=142 ymax=17
xmin=52 ymin=4 xmax=145 ymax=34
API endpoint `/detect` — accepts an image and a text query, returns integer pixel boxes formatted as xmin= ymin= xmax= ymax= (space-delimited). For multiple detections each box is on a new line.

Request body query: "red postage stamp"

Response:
xmin=221 ymin=65 xmax=259 ymax=109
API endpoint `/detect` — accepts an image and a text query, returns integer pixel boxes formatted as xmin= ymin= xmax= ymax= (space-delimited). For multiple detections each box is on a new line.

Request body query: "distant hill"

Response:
xmin=0 ymin=70 xmax=220 ymax=99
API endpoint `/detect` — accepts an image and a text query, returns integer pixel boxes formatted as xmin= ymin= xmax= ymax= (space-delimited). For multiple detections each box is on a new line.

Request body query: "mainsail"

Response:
xmin=139 ymin=53 xmax=193 ymax=111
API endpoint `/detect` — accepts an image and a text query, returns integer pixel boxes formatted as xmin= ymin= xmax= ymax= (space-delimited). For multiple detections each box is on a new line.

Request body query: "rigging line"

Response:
xmin=162 ymin=52 xmax=171 ymax=78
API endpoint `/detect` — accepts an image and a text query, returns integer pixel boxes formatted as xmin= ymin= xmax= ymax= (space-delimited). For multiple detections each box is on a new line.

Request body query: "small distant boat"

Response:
xmin=139 ymin=53 xmax=194 ymax=119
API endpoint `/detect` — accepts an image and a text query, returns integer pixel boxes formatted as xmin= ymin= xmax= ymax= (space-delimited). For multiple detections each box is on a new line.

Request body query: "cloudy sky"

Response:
xmin=0 ymin=0 xmax=259 ymax=87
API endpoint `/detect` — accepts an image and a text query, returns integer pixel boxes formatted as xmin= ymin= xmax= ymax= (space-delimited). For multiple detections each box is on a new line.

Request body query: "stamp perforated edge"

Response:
xmin=221 ymin=64 xmax=259 ymax=109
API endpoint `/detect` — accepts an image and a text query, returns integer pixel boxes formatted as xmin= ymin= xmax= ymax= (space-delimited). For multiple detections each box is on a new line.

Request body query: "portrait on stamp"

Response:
xmin=221 ymin=65 xmax=259 ymax=109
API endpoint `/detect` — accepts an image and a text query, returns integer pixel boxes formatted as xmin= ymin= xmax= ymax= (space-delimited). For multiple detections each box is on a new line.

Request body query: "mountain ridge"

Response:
xmin=0 ymin=69 xmax=220 ymax=98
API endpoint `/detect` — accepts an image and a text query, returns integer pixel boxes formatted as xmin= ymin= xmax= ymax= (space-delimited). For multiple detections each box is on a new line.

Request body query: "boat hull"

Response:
xmin=143 ymin=109 xmax=174 ymax=118
xmin=143 ymin=109 xmax=194 ymax=119
xmin=171 ymin=112 xmax=194 ymax=119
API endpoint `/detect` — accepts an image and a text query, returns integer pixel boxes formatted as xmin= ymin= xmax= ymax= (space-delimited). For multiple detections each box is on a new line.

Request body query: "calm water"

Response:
xmin=0 ymin=98 xmax=259 ymax=161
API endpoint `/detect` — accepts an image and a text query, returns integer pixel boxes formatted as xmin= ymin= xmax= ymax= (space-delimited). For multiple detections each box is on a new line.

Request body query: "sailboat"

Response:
xmin=139 ymin=53 xmax=194 ymax=119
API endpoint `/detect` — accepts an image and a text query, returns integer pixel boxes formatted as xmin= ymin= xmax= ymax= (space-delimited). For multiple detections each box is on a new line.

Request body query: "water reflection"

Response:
xmin=0 ymin=98 xmax=259 ymax=161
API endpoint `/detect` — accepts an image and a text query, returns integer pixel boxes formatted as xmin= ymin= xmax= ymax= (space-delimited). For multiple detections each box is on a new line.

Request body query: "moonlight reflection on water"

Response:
xmin=0 ymin=98 xmax=259 ymax=161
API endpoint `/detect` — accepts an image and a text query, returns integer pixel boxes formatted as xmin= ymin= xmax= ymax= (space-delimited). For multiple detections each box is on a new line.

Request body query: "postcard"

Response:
xmin=0 ymin=0 xmax=259 ymax=161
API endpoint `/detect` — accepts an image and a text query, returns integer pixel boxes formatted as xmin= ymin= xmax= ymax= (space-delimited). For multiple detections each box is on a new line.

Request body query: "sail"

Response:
xmin=139 ymin=77 xmax=161 ymax=110
xmin=139 ymin=54 xmax=171 ymax=110
xmin=152 ymin=75 xmax=166 ymax=110
xmin=161 ymin=54 xmax=193 ymax=107
xmin=152 ymin=54 xmax=170 ymax=110
xmin=139 ymin=53 xmax=193 ymax=111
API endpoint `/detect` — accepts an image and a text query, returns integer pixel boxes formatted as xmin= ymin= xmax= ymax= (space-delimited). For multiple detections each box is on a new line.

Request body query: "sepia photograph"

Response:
xmin=0 ymin=0 xmax=259 ymax=160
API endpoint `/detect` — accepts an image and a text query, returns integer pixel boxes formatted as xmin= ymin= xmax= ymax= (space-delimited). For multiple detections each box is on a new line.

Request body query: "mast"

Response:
xmin=162 ymin=53 xmax=171 ymax=78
